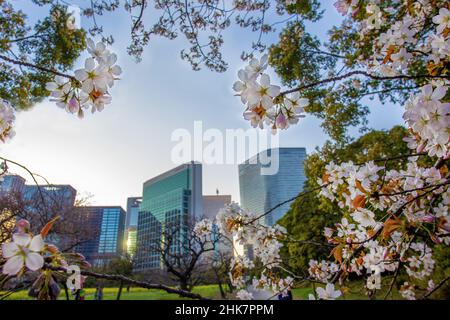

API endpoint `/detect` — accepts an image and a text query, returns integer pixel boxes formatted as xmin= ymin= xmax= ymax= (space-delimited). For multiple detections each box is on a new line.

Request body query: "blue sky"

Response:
xmin=0 ymin=1 xmax=405 ymax=208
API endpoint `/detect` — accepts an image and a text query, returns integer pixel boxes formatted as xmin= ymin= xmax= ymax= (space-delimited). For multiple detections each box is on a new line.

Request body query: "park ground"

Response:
xmin=2 ymin=282 xmax=403 ymax=300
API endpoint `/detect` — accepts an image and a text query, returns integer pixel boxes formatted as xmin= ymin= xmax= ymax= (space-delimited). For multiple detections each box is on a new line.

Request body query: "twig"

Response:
xmin=420 ymin=276 xmax=450 ymax=299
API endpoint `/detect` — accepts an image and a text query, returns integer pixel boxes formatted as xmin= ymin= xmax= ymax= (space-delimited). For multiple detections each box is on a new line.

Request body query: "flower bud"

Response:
xmin=421 ymin=215 xmax=435 ymax=223
xmin=17 ymin=219 xmax=30 ymax=232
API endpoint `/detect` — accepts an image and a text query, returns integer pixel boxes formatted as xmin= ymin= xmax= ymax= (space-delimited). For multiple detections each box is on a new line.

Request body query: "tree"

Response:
xmin=278 ymin=126 xmax=412 ymax=273
xmin=136 ymin=218 xmax=220 ymax=292
xmin=0 ymin=1 xmax=86 ymax=110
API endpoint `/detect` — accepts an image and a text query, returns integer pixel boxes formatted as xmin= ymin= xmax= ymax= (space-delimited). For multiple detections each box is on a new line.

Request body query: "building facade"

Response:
xmin=202 ymin=195 xmax=232 ymax=220
xmin=239 ymin=148 xmax=307 ymax=226
xmin=125 ymin=197 xmax=142 ymax=256
xmin=0 ymin=175 xmax=26 ymax=194
xmin=0 ymin=174 xmax=76 ymax=209
xmin=76 ymin=206 xmax=126 ymax=266
xmin=203 ymin=194 xmax=232 ymax=256
xmin=134 ymin=162 xmax=202 ymax=272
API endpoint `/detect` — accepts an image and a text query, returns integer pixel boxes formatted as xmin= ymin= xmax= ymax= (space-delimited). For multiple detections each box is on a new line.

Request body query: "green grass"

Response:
xmin=2 ymin=282 xmax=403 ymax=300
xmin=1 ymin=285 xmax=222 ymax=300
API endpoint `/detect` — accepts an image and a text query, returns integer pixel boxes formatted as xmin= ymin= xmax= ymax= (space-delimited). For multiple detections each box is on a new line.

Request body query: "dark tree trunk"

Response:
xmin=117 ymin=280 xmax=124 ymax=300
xmin=63 ymin=282 xmax=70 ymax=300
xmin=218 ymin=280 xmax=226 ymax=299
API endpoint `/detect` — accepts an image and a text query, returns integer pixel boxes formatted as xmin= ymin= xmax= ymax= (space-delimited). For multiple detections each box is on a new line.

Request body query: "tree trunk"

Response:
xmin=218 ymin=280 xmax=226 ymax=299
xmin=63 ymin=282 xmax=70 ymax=300
xmin=179 ymin=278 xmax=190 ymax=293
xmin=117 ymin=280 xmax=124 ymax=300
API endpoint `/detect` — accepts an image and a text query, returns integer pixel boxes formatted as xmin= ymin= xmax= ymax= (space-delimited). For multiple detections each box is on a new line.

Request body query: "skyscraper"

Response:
xmin=239 ymin=148 xmax=307 ymax=226
xmin=125 ymin=197 xmax=142 ymax=256
xmin=76 ymin=206 xmax=126 ymax=266
xmin=134 ymin=161 xmax=202 ymax=272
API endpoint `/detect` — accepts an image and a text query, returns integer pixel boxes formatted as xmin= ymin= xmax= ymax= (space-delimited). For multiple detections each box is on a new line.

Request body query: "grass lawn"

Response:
xmin=2 ymin=281 xmax=403 ymax=300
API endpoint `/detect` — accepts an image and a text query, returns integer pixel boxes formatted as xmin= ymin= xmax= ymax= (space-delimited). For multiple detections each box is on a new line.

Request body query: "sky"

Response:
xmin=0 ymin=1 xmax=405 ymax=209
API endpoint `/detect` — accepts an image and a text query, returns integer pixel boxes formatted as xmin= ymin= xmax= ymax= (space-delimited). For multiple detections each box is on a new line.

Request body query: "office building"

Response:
xmin=134 ymin=161 xmax=202 ymax=272
xmin=76 ymin=206 xmax=126 ymax=266
xmin=239 ymin=148 xmax=307 ymax=226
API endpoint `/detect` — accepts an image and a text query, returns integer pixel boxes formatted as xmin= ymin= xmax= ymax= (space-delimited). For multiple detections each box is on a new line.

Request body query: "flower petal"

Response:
xmin=2 ymin=255 xmax=24 ymax=275
xmin=260 ymin=74 xmax=270 ymax=87
xmin=13 ymin=233 xmax=31 ymax=247
xmin=85 ymin=57 xmax=96 ymax=71
xmin=29 ymin=235 xmax=45 ymax=252
xmin=74 ymin=69 xmax=88 ymax=81
xmin=25 ymin=252 xmax=44 ymax=271
xmin=1 ymin=242 xmax=20 ymax=258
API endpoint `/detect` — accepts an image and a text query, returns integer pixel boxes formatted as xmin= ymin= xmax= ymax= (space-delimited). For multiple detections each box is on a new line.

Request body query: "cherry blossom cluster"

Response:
xmin=403 ymin=84 xmax=449 ymax=158
xmin=214 ymin=202 xmax=294 ymax=300
xmin=193 ymin=218 xmax=214 ymax=238
xmin=0 ymin=98 xmax=15 ymax=143
xmin=346 ymin=1 xmax=450 ymax=158
xmin=315 ymin=154 xmax=448 ymax=294
xmin=233 ymin=54 xmax=309 ymax=133
xmin=308 ymin=260 xmax=339 ymax=283
xmin=46 ymin=38 xmax=122 ymax=118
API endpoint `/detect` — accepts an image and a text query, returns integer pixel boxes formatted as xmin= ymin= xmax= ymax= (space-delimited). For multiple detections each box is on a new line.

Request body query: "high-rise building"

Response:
xmin=76 ymin=206 xmax=126 ymax=266
xmin=203 ymin=194 xmax=233 ymax=256
xmin=125 ymin=197 xmax=142 ymax=256
xmin=0 ymin=174 xmax=26 ymax=194
xmin=239 ymin=148 xmax=307 ymax=226
xmin=134 ymin=161 xmax=202 ymax=272
xmin=23 ymin=184 xmax=77 ymax=210
xmin=0 ymin=174 xmax=77 ymax=209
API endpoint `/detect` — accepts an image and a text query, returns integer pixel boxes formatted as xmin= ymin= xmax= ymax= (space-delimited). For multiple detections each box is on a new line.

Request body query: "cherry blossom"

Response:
xmin=2 ymin=233 xmax=45 ymax=275
xmin=193 ymin=218 xmax=214 ymax=238
xmin=236 ymin=289 xmax=254 ymax=300
xmin=432 ymin=8 xmax=450 ymax=35
xmin=45 ymin=38 xmax=121 ymax=118
xmin=316 ymin=283 xmax=342 ymax=300
xmin=0 ymin=98 xmax=16 ymax=142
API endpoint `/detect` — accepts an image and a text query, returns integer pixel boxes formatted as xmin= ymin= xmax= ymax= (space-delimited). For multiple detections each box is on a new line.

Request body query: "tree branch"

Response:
xmin=279 ymin=70 xmax=450 ymax=96
xmin=47 ymin=265 xmax=207 ymax=300
xmin=0 ymin=54 xmax=75 ymax=80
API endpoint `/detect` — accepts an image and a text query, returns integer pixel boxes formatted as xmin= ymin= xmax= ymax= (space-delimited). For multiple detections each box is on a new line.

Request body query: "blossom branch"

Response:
xmin=420 ymin=276 xmax=450 ymax=299
xmin=279 ymin=71 xmax=450 ymax=96
xmin=0 ymin=54 xmax=76 ymax=81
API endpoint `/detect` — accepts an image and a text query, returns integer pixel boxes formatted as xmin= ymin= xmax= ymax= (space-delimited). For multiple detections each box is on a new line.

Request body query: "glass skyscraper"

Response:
xmin=76 ymin=206 xmax=126 ymax=265
xmin=239 ymin=148 xmax=307 ymax=226
xmin=134 ymin=161 xmax=202 ymax=272
xmin=125 ymin=197 xmax=142 ymax=256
